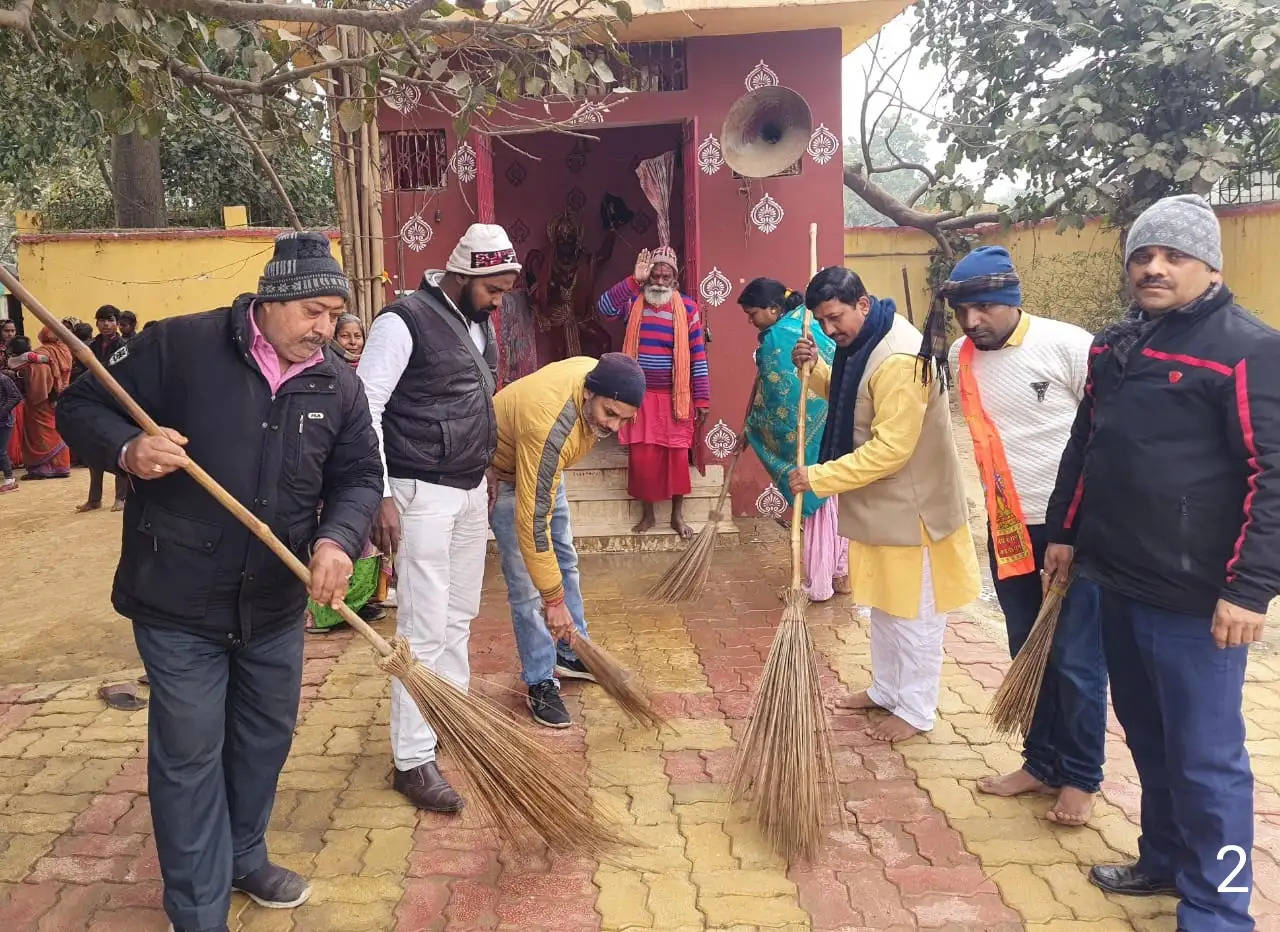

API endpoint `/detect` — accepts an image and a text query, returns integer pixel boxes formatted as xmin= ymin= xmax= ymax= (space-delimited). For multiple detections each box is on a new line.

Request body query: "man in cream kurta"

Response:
xmin=790 ymin=266 xmax=980 ymax=742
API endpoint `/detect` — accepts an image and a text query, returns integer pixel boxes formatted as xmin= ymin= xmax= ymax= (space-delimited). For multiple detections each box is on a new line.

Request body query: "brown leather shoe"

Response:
xmin=392 ymin=761 xmax=464 ymax=813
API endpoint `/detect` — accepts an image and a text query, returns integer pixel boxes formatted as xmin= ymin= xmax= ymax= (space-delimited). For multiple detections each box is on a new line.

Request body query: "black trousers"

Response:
xmin=133 ymin=620 xmax=302 ymax=931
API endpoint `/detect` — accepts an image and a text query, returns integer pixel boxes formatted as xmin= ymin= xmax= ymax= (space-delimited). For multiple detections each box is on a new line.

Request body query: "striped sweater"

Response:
xmin=597 ymin=275 xmax=710 ymax=405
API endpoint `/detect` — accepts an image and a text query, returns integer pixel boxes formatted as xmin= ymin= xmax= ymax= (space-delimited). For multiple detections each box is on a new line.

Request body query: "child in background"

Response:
xmin=0 ymin=354 xmax=21 ymax=492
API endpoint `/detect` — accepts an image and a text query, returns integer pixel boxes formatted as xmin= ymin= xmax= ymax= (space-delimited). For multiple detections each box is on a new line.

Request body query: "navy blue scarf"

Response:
xmin=818 ymin=297 xmax=896 ymax=463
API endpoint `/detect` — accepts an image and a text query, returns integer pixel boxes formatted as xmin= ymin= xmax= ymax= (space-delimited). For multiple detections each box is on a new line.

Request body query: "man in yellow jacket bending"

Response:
xmin=490 ymin=354 xmax=645 ymax=727
xmin=790 ymin=266 xmax=980 ymax=743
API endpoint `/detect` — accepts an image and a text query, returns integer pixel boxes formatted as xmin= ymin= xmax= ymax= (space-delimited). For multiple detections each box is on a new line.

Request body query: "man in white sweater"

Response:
xmin=944 ymin=246 xmax=1105 ymax=826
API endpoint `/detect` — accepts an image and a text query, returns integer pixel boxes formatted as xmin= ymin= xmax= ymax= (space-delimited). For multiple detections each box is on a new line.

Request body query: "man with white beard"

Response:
xmin=597 ymin=246 xmax=710 ymax=539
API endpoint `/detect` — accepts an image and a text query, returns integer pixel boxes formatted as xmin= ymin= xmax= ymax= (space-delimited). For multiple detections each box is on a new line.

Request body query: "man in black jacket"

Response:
xmin=58 ymin=231 xmax=383 ymax=932
xmin=1044 ymin=195 xmax=1278 ymax=931
xmin=360 ymin=224 xmax=518 ymax=812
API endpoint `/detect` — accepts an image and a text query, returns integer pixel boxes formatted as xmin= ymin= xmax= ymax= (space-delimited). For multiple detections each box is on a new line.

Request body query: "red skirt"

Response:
xmin=627 ymin=443 xmax=691 ymax=502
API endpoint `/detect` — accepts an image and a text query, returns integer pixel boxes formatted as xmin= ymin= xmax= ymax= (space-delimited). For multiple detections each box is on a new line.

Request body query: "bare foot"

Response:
xmin=865 ymin=714 xmax=921 ymax=743
xmin=833 ymin=574 xmax=852 ymax=595
xmin=1046 ymin=786 xmax=1094 ymax=826
xmin=977 ymin=769 xmax=1055 ymax=798
xmin=76 ymin=501 xmax=102 ymax=513
xmin=110 ymin=499 xmax=126 ymax=512
xmin=671 ymin=518 xmax=693 ymax=540
xmin=834 ymin=690 xmax=884 ymax=712
xmin=632 ymin=514 xmax=656 ymax=533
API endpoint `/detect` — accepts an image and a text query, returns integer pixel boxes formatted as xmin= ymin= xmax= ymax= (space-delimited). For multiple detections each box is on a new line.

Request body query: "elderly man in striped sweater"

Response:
xmin=598 ymin=246 xmax=710 ymax=539
xmin=945 ymin=246 xmax=1105 ymax=827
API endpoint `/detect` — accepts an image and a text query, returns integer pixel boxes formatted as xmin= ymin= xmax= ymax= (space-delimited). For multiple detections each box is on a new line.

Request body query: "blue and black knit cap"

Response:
xmin=585 ymin=352 xmax=646 ymax=407
xmin=941 ymin=246 xmax=1022 ymax=310
xmin=257 ymin=231 xmax=350 ymax=303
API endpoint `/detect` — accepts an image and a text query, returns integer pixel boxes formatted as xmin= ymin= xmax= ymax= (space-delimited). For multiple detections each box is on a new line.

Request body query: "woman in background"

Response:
xmin=17 ymin=328 xmax=71 ymax=479
xmin=739 ymin=278 xmax=849 ymax=602
xmin=306 ymin=313 xmax=383 ymax=630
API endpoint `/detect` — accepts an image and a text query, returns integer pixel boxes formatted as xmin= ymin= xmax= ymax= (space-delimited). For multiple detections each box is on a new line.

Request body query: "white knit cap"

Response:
xmin=650 ymin=245 xmax=679 ymax=273
xmin=445 ymin=223 xmax=522 ymax=277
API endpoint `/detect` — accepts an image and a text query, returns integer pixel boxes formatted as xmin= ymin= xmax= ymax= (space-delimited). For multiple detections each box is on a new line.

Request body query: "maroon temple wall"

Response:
xmin=378 ymin=28 xmax=846 ymax=516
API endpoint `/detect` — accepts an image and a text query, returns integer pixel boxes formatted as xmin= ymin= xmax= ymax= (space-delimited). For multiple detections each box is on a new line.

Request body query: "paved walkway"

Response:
xmin=4 ymin=483 xmax=1280 ymax=929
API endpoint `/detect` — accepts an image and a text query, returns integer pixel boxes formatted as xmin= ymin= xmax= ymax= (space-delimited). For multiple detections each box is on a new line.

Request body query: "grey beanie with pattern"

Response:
xmin=1124 ymin=194 xmax=1222 ymax=271
xmin=257 ymin=231 xmax=351 ymax=302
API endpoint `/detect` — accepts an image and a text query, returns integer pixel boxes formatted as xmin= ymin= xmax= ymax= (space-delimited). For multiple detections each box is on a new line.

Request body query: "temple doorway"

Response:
xmin=490 ymin=122 xmax=691 ymax=382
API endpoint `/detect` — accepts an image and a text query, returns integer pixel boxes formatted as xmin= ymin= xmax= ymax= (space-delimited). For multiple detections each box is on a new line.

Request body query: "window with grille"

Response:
xmin=380 ymin=130 xmax=448 ymax=191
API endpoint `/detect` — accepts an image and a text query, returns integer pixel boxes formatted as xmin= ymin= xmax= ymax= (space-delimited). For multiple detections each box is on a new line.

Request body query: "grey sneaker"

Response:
xmin=527 ymin=679 xmax=571 ymax=728
xmin=554 ymin=654 xmax=597 ymax=683
xmin=232 ymin=861 xmax=311 ymax=908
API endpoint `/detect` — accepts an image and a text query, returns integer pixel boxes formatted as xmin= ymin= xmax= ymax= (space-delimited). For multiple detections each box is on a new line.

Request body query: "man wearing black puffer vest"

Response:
xmin=359 ymin=224 xmax=519 ymax=814
xmin=57 ymin=231 xmax=384 ymax=932
xmin=1044 ymin=194 xmax=1280 ymax=931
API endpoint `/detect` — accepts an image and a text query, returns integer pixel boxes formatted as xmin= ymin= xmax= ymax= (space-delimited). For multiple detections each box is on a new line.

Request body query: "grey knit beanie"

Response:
xmin=257 ymin=231 xmax=351 ymax=302
xmin=1124 ymin=194 xmax=1222 ymax=271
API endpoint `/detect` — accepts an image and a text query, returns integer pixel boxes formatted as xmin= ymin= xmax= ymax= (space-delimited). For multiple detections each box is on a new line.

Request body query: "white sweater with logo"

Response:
xmin=949 ymin=313 xmax=1093 ymax=525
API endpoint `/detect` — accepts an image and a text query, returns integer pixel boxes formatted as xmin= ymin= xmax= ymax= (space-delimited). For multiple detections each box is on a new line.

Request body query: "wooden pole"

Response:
xmin=901 ymin=266 xmax=915 ymax=324
xmin=791 ymin=222 xmax=819 ymax=589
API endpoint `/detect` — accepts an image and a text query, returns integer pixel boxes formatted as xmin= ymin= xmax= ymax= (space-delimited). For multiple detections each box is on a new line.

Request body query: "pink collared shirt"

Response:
xmin=248 ymin=301 xmax=324 ymax=394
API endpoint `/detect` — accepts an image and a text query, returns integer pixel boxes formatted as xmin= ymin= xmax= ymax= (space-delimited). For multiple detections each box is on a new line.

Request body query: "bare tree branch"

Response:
xmin=0 ymin=0 xmax=34 ymax=30
xmin=220 ymin=93 xmax=303 ymax=231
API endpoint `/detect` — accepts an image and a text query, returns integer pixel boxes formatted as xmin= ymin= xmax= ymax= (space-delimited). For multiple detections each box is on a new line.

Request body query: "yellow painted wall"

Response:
xmin=13 ymin=227 xmax=342 ymax=327
xmin=843 ymin=202 xmax=1280 ymax=331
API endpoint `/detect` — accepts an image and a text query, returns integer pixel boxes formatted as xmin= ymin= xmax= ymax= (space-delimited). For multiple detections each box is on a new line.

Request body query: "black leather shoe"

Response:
xmin=393 ymin=761 xmax=464 ymax=813
xmin=1089 ymin=863 xmax=1177 ymax=897
xmin=231 ymin=861 xmax=311 ymax=908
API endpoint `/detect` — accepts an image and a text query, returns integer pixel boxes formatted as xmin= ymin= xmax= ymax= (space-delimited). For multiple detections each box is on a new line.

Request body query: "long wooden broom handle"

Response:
xmin=791 ymin=222 xmax=819 ymax=590
xmin=0 ymin=266 xmax=393 ymax=658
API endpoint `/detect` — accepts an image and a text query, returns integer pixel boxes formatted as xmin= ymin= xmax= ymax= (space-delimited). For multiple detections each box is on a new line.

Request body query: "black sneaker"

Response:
xmin=527 ymin=680 xmax=571 ymax=729
xmin=554 ymin=654 xmax=597 ymax=683
xmin=232 ymin=861 xmax=311 ymax=909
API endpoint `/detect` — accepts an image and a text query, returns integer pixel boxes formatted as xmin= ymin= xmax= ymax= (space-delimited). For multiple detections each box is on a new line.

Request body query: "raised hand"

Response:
xmin=634 ymin=248 xmax=653 ymax=284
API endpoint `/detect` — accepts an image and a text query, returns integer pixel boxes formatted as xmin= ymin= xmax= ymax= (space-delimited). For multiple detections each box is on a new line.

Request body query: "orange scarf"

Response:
xmin=956 ymin=339 xmax=1036 ymax=580
xmin=622 ymin=292 xmax=691 ymax=421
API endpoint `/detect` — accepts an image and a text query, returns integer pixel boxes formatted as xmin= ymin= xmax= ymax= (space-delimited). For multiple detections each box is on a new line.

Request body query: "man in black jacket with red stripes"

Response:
xmin=1045 ymin=194 xmax=1278 ymax=931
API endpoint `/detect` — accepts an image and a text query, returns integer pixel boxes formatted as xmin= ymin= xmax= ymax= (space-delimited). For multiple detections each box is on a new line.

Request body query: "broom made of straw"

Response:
xmin=570 ymin=632 xmax=667 ymax=729
xmin=987 ymin=569 xmax=1075 ymax=738
xmin=0 ymin=267 xmax=624 ymax=857
xmin=730 ymin=223 xmax=841 ymax=862
xmin=647 ymin=379 xmax=760 ymax=603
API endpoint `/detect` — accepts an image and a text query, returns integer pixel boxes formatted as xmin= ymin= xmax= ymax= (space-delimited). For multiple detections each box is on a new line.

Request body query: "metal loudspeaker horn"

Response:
xmin=721 ymin=86 xmax=813 ymax=178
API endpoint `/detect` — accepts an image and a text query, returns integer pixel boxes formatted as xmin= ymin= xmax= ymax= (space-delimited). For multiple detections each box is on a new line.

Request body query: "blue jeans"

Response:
xmin=490 ymin=480 xmax=588 ymax=686
xmin=989 ymin=525 xmax=1107 ymax=792
xmin=1095 ymin=581 xmax=1254 ymax=931
xmin=133 ymin=620 xmax=302 ymax=931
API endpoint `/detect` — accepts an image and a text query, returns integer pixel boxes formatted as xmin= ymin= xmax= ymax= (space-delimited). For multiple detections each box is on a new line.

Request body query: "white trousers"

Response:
xmin=388 ymin=477 xmax=488 ymax=770
xmin=865 ymin=550 xmax=947 ymax=732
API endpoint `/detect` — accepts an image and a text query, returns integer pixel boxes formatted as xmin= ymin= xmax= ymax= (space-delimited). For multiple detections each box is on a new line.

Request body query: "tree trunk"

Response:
xmin=111 ymin=132 xmax=166 ymax=228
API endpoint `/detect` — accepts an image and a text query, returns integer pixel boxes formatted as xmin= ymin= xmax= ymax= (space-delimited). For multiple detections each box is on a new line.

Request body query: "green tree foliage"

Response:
xmin=913 ymin=0 xmax=1280 ymax=228
xmin=844 ymin=114 xmax=937 ymax=227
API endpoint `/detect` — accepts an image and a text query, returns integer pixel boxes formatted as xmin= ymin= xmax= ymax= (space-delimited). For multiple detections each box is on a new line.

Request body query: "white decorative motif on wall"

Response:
xmin=807 ymin=124 xmax=840 ymax=166
xmin=756 ymin=484 xmax=787 ymax=519
xmin=569 ymin=101 xmax=608 ymax=125
xmin=704 ymin=419 xmax=738 ymax=459
xmin=699 ymin=267 xmax=732 ymax=307
xmin=401 ymin=214 xmax=433 ymax=252
xmin=750 ymin=194 xmax=784 ymax=234
xmin=745 ymin=60 xmax=779 ymax=91
xmin=449 ymin=141 xmax=477 ymax=184
xmin=385 ymin=82 xmax=422 ymax=114
xmin=697 ymin=134 xmax=724 ymax=175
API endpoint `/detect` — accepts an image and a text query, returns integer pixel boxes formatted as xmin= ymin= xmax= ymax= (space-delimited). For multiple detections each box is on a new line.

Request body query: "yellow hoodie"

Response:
xmin=491 ymin=357 xmax=598 ymax=603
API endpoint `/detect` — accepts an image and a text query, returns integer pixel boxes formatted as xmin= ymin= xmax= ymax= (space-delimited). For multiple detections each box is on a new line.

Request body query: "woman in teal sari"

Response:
xmin=739 ymin=278 xmax=849 ymax=601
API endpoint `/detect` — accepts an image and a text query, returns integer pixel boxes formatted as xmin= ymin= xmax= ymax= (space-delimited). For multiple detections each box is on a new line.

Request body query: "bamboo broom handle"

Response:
xmin=791 ymin=223 xmax=819 ymax=589
xmin=0 ymin=266 xmax=394 ymax=658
